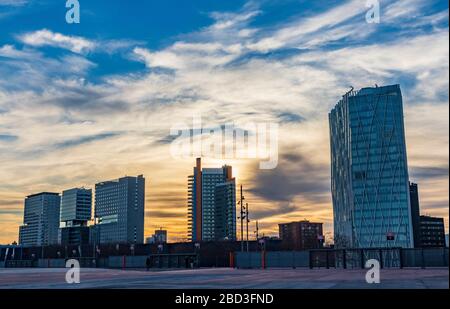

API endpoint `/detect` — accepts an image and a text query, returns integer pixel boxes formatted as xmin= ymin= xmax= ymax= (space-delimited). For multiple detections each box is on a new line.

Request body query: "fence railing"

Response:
xmin=235 ymin=248 xmax=449 ymax=269
xmin=2 ymin=254 xmax=200 ymax=270
xmin=2 ymin=246 xmax=448 ymax=269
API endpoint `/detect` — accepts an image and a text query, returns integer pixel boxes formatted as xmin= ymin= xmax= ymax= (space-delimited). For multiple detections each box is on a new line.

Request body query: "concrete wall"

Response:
xmin=235 ymin=252 xmax=263 ymax=268
xmin=266 ymin=251 xmax=309 ymax=268
xmin=38 ymin=259 xmax=66 ymax=268
xmin=235 ymin=251 xmax=310 ymax=268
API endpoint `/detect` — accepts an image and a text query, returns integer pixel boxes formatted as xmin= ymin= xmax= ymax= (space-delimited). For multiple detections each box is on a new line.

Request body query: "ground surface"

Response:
xmin=0 ymin=267 xmax=447 ymax=289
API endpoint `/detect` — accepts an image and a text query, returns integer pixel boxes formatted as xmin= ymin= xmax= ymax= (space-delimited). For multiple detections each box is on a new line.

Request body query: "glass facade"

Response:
xmin=188 ymin=158 xmax=236 ymax=241
xmin=329 ymin=84 xmax=414 ymax=248
xmin=201 ymin=168 xmax=229 ymax=240
xmin=19 ymin=192 xmax=61 ymax=246
xmin=94 ymin=175 xmax=145 ymax=244
xmin=60 ymin=188 xmax=92 ymax=224
xmin=215 ymin=180 xmax=237 ymax=241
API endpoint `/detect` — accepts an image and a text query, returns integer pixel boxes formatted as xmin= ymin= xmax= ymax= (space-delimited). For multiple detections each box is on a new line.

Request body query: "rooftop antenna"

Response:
xmin=343 ymin=86 xmax=354 ymax=98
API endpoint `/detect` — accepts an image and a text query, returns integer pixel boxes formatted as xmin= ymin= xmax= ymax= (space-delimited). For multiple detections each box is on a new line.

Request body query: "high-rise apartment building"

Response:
xmin=18 ymin=192 xmax=61 ymax=246
xmin=329 ymin=84 xmax=414 ymax=248
xmin=188 ymin=158 xmax=236 ymax=241
xmin=93 ymin=175 xmax=145 ymax=244
xmin=59 ymin=188 xmax=92 ymax=245
xmin=214 ymin=180 xmax=236 ymax=241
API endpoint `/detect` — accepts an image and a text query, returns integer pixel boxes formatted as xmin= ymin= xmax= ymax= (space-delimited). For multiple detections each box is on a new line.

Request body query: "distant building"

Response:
xmin=154 ymin=229 xmax=167 ymax=243
xmin=409 ymin=182 xmax=421 ymax=248
xmin=146 ymin=229 xmax=167 ymax=244
xmin=279 ymin=220 xmax=324 ymax=250
xmin=93 ymin=175 xmax=145 ymax=244
xmin=18 ymin=192 xmax=61 ymax=246
xmin=188 ymin=158 xmax=236 ymax=242
xmin=419 ymin=216 xmax=446 ymax=248
xmin=408 ymin=182 xmax=446 ymax=248
xmin=59 ymin=188 xmax=92 ymax=246
xmin=329 ymin=84 xmax=413 ymax=248
xmin=60 ymin=187 xmax=92 ymax=224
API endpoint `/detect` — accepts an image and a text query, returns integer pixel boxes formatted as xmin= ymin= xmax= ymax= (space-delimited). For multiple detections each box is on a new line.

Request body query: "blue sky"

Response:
xmin=1 ymin=0 xmax=447 ymax=84
xmin=0 ymin=0 xmax=448 ymax=243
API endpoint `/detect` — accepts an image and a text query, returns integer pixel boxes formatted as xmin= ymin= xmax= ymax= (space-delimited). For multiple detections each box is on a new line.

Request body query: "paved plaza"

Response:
xmin=0 ymin=267 xmax=447 ymax=289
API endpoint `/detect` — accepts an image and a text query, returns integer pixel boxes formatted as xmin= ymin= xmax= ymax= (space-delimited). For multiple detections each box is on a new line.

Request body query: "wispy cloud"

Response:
xmin=53 ymin=132 xmax=122 ymax=149
xmin=0 ymin=44 xmax=96 ymax=91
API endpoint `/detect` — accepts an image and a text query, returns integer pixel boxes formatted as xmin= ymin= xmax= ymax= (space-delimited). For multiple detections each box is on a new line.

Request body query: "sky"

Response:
xmin=0 ymin=0 xmax=448 ymax=244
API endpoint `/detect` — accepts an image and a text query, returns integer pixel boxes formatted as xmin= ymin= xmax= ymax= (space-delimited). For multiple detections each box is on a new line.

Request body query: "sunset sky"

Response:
xmin=0 ymin=0 xmax=448 ymax=244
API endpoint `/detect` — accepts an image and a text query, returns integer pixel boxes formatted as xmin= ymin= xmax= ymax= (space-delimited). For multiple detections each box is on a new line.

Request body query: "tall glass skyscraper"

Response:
xmin=59 ymin=188 xmax=92 ymax=245
xmin=94 ymin=175 xmax=145 ymax=244
xmin=329 ymin=84 xmax=414 ymax=248
xmin=60 ymin=187 xmax=92 ymax=226
xmin=188 ymin=158 xmax=236 ymax=241
xmin=19 ymin=192 xmax=61 ymax=246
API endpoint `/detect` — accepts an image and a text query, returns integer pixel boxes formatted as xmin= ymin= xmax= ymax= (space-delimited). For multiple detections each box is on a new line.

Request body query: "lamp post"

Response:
xmin=254 ymin=221 xmax=259 ymax=251
xmin=246 ymin=203 xmax=250 ymax=252
xmin=238 ymin=185 xmax=245 ymax=252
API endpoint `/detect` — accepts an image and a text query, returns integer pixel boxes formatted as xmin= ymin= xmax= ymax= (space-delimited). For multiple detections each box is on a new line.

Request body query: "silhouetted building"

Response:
xmin=146 ymin=229 xmax=168 ymax=244
xmin=329 ymin=84 xmax=413 ymax=248
xmin=59 ymin=188 xmax=92 ymax=246
xmin=19 ymin=192 xmax=61 ymax=246
xmin=279 ymin=221 xmax=324 ymax=250
xmin=188 ymin=158 xmax=236 ymax=241
xmin=60 ymin=226 xmax=90 ymax=246
xmin=409 ymin=182 xmax=422 ymax=248
xmin=93 ymin=175 xmax=145 ymax=244
xmin=419 ymin=216 xmax=445 ymax=248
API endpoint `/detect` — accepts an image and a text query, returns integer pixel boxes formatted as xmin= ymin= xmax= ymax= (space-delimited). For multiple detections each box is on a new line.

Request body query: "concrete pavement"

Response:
xmin=0 ymin=267 xmax=447 ymax=289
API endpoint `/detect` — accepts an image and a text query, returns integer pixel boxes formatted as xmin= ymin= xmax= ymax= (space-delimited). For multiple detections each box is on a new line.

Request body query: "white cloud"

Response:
xmin=383 ymin=0 xmax=427 ymax=21
xmin=16 ymin=29 xmax=144 ymax=55
xmin=0 ymin=44 xmax=95 ymax=90
xmin=246 ymin=0 xmax=368 ymax=52
xmin=18 ymin=29 xmax=96 ymax=54
xmin=0 ymin=44 xmax=37 ymax=58
xmin=210 ymin=10 xmax=261 ymax=30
